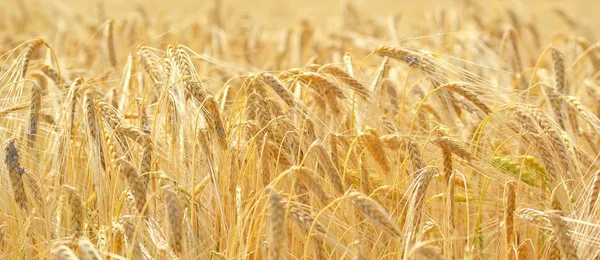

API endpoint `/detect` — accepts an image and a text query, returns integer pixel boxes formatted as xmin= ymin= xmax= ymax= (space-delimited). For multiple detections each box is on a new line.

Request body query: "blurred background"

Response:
xmin=2 ymin=0 xmax=598 ymax=32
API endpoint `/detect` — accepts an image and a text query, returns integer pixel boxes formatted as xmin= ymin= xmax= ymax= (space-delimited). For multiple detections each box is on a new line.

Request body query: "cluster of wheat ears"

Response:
xmin=1 ymin=0 xmax=600 ymax=259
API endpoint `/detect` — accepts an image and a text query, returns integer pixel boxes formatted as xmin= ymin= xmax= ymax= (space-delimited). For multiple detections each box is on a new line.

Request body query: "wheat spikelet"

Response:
xmin=298 ymin=72 xmax=345 ymax=114
xmin=411 ymin=243 xmax=443 ymax=260
xmin=137 ymin=47 xmax=162 ymax=85
xmin=84 ymin=91 xmax=106 ymax=169
xmin=288 ymin=166 xmax=332 ymax=204
xmin=138 ymin=103 xmax=151 ymax=188
xmin=442 ymin=149 xmax=452 ymax=183
xmin=40 ymin=64 xmax=66 ymax=87
xmin=587 ymin=170 xmax=600 ymax=214
xmin=440 ymin=82 xmax=492 ymax=114
xmin=359 ymin=130 xmax=391 ymax=175
xmin=543 ymin=84 xmax=566 ymax=130
xmin=268 ymin=188 xmax=285 ymax=260
xmin=508 ymin=28 xmax=523 ymax=75
xmin=205 ymin=95 xmax=227 ymax=148
xmin=122 ymin=219 xmax=144 ymax=260
xmin=4 ymin=138 xmax=28 ymax=212
xmin=375 ymin=45 xmax=436 ymax=74
xmin=21 ymin=38 xmax=45 ymax=78
xmin=346 ymin=190 xmax=401 ymax=237
xmin=551 ymin=47 xmax=566 ymax=94
xmin=563 ymin=95 xmax=600 ymax=135
xmin=26 ymin=81 xmax=41 ymax=147
xmin=432 ymin=136 xmax=473 ymax=161
xmin=105 ymin=19 xmax=117 ymax=68
xmin=504 ymin=181 xmax=516 ymax=247
xmin=63 ymin=185 xmax=84 ymax=237
xmin=379 ymin=134 xmax=402 ymax=149
xmin=260 ymin=73 xmax=299 ymax=109
xmin=318 ymin=64 xmax=371 ymax=99
xmin=50 ymin=245 xmax=79 ymax=260
xmin=117 ymin=159 xmax=148 ymax=216
xmin=23 ymin=172 xmax=45 ymax=216
xmin=164 ymin=187 xmax=184 ymax=255
xmin=406 ymin=168 xmax=435 ymax=242
xmin=116 ymin=124 xmax=151 ymax=144
xmin=77 ymin=237 xmax=102 ymax=260
xmin=403 ymin=136 xmax=425 ymax=172
xmin=548 ymin=213 xmax=578 ymax=260
xmin=281 ymin=199 xmax=327 ymax=235
xmin=515 ymin=109 xmax=559 ymax=183
xmin=309 ymin=141 xmax=345 ymax=194
xmin=530 ymin=109 xmax=572 ymax=176
xmin=298 ymin=72 xmax=345 ymax=99
xmin=96 ymin=101 xmax=126 ymax=129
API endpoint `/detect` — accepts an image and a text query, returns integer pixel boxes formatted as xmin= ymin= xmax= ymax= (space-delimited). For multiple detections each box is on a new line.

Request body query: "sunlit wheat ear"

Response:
xmin=548 ymin=213 xmax=578 ymax=260
xmin=51 ymin=245 xmax=79 ymax=260
xmin=297 ymin=72 xmax=345 ymax=114
xmin=432 ymin=136 xmax=473 ymax=161
xmin=164 ymin=186 xmax=184 ymax=255
xmin=260 ymin=73 xmax=301 ymax=110
xmin=281 ymin=199 xmax=327 ymax=236
xmin=439 ymin=82 xmax=492 ymax=115
xmin=410 ymin=242 xmax=443 ymax=260
xmin=138 ymin=102 xmax=152 ymax=188
xmin=77 ymin=237 xmax=103 ymax=260
xmin=268 ymin=188 xmax=285 ymax=260
xmin=359 ymin=130 xmax=391 ymax=175
xmin=63 ymin=185 xmax=84 ymax=237
xmin=117 ymin=159 xmax=148 ymax=216
xmin=205 ymin=95 xmax=227 ymax=148
xmin=4 ymin=138 xmax=28 ymax=212
xmin=379 ymin=135 xmax=424 ymax=173
xmin=122 ymin=219 xmax=144 ymax=260
xmin=26 ymin=80 xmax=42 ymax=147
xmin=288 ymin=166 xmax=332 ymax=204
xmin=406 ymin=168 xmax=435 ymax=242
xmin=375 ymin=45 xmax=436 ymax=74
xmin=21 ymin=38 xmax=45 ymax=79
xmin=543 ymin=84 xmax=566 ymax=130
xmin=105 ymin=19 xmax=117 ymax=68
xmin=346 ymin=189 xmax=402 ymax=237
xmin=504 ymin=181 xmax=516 ymax=247
xmin=318 ymin=64 xmax=371 ymax=99
xmin=550 ymin=47 xmax=566 ymax=94
xmin=587 ymin=170 xmax=600 ymax=214
xmin=23 ymin=172 xmax=45 ymax=217
xmin=530 ymin=109 xmax=572 ymax=176
xmin=40 ymin=64 xmax=66 ymax=88
xmin=138 ymin=47 xmax=163 ymax=85
xmin=309 ymin=141 xmax=345 ymax=194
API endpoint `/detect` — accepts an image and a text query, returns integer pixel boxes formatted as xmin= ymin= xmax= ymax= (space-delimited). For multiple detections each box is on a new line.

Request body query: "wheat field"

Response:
xmin=1 ymin=0 xmax=600 ymax=259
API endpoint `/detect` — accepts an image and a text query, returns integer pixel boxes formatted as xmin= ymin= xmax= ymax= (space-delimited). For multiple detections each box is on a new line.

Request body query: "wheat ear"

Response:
xmin=4 ymin=138 xmax=28 ymax=212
